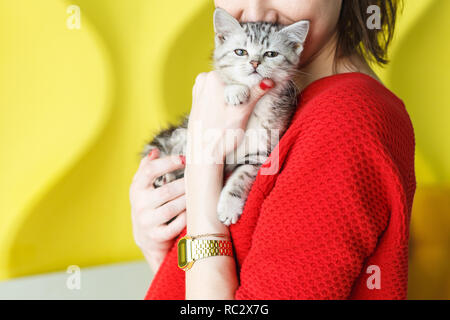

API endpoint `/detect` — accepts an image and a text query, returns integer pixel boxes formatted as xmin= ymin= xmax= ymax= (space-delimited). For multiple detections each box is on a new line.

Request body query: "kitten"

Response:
xmin=141 ymin=8 xmax=309 ymax=226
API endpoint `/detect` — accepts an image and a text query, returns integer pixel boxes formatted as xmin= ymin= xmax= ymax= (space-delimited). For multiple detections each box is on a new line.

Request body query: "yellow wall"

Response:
xmin=0 ymin=0 xmax=448 ymax=299
xmin=381 ymin=0 xmax=450 ymax=299
xmin=0 ymin=0 xmax=215 ymax=279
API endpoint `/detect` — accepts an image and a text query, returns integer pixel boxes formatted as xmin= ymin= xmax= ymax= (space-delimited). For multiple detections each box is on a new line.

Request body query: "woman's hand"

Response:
xmin=187 ymin=71 xmax=274 ymax=165
xmin=129 ymin=149 xmax=186 ymax=274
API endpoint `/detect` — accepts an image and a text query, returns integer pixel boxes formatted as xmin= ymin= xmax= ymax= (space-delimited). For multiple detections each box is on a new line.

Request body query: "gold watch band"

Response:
xmin=177 ymin=236 xmax=233 ymax=271
xmin=191 ymin=239 xmax=233 ymax=261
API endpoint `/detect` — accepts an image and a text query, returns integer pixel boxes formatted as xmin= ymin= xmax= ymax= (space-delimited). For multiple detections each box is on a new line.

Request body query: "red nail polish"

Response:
xmin=259 ymin=80 xmax=273 ymax=91
xmin=147 ymin=149 xmax=155 ymax=158
xmin=179 ymin=155 xmax=186 ymax=165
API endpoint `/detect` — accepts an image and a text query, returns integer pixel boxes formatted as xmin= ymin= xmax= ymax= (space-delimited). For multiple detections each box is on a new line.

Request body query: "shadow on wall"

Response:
xmin=5 ymin=0 xmax=216 ymax=279
xmin=0 ymin=0 xmax=114 ymax=279
xmin=162 ymin=2 xmax=215 ymax=123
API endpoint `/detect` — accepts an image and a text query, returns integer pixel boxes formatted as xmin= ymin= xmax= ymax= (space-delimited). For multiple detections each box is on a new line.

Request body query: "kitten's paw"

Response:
xmin=224 ymin=85 xmax=250 ymax=106
xmin=217 ymin=192 xmax=244 ymax=226
xmin=153 ymin=172 xmax=177 ymax=188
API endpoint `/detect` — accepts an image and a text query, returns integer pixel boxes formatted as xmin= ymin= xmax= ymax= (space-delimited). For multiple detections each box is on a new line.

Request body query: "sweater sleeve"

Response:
xmin=234 ymin=99 xmax=395 ymax=299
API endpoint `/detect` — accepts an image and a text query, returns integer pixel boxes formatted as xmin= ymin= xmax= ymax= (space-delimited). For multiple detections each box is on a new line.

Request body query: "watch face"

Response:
xmin=178 ymin=237 xmax=188 ymax=268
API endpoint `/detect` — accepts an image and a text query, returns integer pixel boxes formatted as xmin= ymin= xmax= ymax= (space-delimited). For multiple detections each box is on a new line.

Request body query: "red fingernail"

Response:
xmin=259 ymin=80 xmax=273 ymax=91
xmin=147 ymin=149 xmax=156 ymax=158
xmin=179 ymin=155 xmax=186 ymax=165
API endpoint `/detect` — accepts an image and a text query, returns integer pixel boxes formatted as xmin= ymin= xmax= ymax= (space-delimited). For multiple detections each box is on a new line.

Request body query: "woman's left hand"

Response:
xmin=187 ymin=71 xmax=274 ymax=165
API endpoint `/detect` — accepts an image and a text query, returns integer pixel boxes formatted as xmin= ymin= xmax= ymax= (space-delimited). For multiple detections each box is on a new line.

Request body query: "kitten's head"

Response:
xmin=213 ymin=8 xmax=309 ymax=88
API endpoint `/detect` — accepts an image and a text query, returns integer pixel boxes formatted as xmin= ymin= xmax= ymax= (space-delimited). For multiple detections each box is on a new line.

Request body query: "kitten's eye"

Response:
xmin=264 ymin=51 xmax=279 ymax=58
xmin=234 ymin=49 xmax=248 ymax=56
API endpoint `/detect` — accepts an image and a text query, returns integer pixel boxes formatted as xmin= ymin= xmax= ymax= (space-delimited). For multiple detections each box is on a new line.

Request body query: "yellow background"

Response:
xmin=0 ymin=0 xmax=449 ymax=299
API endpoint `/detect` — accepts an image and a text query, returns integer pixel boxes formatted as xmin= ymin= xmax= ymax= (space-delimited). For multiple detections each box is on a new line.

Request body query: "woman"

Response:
xmin=129 ymin=0 xmax=416 ymax=299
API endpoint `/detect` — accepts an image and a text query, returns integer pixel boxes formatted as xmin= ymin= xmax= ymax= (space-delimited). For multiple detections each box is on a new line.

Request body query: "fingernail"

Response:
xmin=179 ymin=155 xmax=186 ymax=165
xmin=259 ymin=79 xmax=274 ymax=91
xmin=147 ymin=149 xmax=157 ymax=158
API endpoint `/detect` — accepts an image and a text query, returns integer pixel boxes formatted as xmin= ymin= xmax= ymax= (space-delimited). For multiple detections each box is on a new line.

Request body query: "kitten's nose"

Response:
xmin=250 ymin=60 xmax=260 ymax=69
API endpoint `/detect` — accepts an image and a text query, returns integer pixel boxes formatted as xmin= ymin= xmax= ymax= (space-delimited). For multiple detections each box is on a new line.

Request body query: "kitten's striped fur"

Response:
xmin=141 ymin=8 xmax=309 ymax=225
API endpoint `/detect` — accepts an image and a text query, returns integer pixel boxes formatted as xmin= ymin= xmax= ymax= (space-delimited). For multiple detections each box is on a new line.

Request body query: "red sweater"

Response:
xmin=144 ymin=72 xmax=416 ymax=300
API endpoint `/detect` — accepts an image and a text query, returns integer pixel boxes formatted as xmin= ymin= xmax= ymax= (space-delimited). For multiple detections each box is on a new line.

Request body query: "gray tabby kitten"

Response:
xmin=141 ymin=8 xmax=309 ymax=226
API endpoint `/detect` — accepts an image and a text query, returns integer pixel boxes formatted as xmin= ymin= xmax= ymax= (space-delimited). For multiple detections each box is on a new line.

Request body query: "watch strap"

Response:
xmin=191 ymin=238 xmax=233 ymax=261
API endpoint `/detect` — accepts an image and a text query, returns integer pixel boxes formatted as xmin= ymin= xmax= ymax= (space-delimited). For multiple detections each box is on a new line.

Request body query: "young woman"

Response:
xmin=130 ymin=0 xmax=416 ymax=299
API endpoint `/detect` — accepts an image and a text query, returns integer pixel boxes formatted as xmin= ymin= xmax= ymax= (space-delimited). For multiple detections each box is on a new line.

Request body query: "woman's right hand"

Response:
xmin=129 ymin=149 xmax=187 ymax=274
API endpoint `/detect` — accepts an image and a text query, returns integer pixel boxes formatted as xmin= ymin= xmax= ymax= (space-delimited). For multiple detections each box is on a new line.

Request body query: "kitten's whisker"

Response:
xmin=218 ymin=64 xmax=234 ymax=69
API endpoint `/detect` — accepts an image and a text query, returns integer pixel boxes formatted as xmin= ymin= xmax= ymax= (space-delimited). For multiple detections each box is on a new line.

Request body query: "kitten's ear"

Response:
xmin=213 ymin=8 xmax=243 ymax=43
xmin=279 ymin=20 xmax=310 ymax=55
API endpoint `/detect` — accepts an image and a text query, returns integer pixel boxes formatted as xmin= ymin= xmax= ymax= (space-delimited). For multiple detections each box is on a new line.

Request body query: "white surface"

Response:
xmin=0 ymin=261 xmax=154 ymax=300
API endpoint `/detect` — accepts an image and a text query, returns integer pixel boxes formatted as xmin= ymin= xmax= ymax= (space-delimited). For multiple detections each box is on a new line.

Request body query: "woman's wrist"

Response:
xmin=185 ymin=163 xmax=229 ymax=235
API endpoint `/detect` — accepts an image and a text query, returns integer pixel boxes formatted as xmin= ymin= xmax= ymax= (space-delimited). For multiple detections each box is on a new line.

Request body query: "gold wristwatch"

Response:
xmin=177 ymin=234 xmax=233 ymax=271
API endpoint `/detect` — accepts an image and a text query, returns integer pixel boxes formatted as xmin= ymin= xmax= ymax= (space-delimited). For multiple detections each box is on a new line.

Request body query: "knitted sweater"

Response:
xmin=144 ymin=72 xmax=416 ymax=300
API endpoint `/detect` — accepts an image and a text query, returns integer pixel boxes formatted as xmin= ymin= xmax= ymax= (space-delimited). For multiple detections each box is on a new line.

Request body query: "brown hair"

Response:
xmin=336 ymin=0 xmax=403 ymax=66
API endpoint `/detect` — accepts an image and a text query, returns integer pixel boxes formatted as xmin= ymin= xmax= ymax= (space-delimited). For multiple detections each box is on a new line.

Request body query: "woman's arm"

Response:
xmin=185 ymin=163 xmax=238 ymax=299
xmin=184 ymin=71 xmax=273 ymax=299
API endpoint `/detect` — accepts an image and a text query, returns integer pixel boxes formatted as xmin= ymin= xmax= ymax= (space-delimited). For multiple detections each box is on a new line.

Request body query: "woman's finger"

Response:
xmin=158 ymin=210 xmax=187 ymax=241
xmin=145 ymin=155 xmax=185 ymax=185
xmin=132 ymin=149 xmax=160 ymax=188
xmin=154 ymin=194 xmax=186 ymax=224
xmin=151 ymin=177 xmax=186 ymax=208
xmin=243 ymin=79 xmax=275 ymax=110
xmin=134 ymin=154 xmax=184 ymax=190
